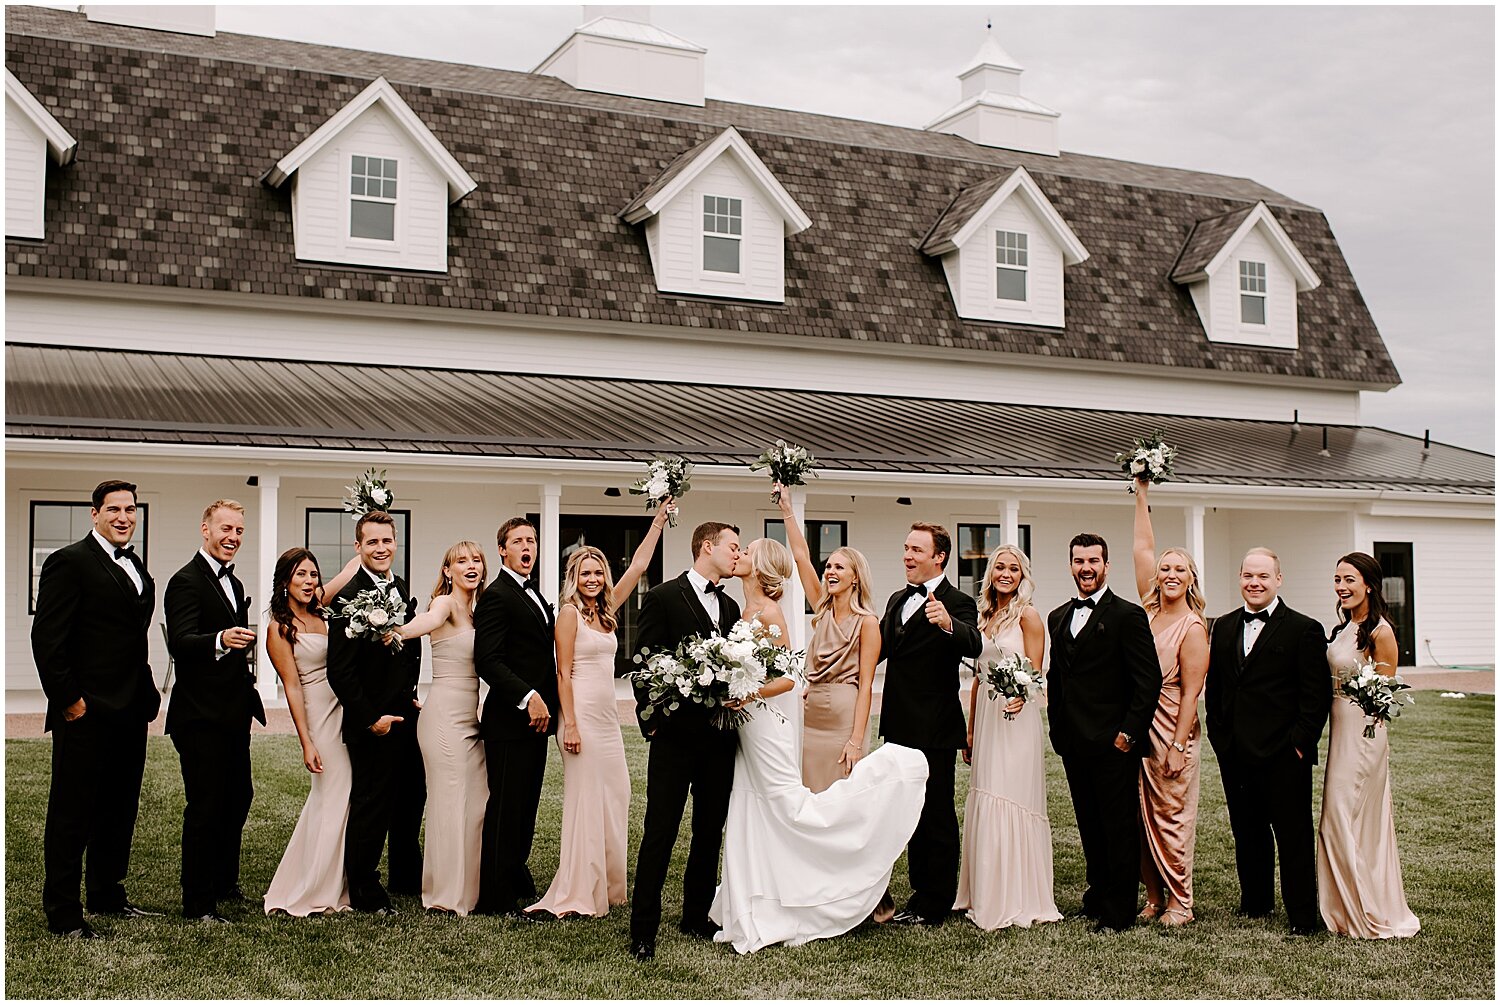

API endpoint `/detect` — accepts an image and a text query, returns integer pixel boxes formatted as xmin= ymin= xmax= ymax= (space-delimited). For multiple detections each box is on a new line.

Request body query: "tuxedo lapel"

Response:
xmin=193 ymin=553 xmax=237 ymax=619
xmin=503 ymin=573 xmax=550 ymax=630
xmin=87 ymin=537 xmax=142 ymax=601
xmin=1242 ymin=604 xmax=1287 ymax=671
xmin=678 ymin=574 xmax=715 ymax=637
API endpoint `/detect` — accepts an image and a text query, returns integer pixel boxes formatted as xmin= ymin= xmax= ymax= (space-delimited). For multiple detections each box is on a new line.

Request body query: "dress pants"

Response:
xmin=1061 ymin=746 xmax=1142 ymax=930
xmin=43 ymin=712 xmax=148 ymax=932
xmin=906 ymin=747 xmax=959 ymax=920
xmin=477 ymin=730 xmax=548 ymax=913
xmin=343 ymin=715 xmax=426 ymax=910
xmin=171 ymin=723 xmax=253 ymax=915
xmin=1217 ymin=742 xmax=1319 ymax=929
xmin=629 ymin=730 xmax=736 ymax=943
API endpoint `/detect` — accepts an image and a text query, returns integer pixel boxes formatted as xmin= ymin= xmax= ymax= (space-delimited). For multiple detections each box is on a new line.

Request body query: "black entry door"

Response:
xmin=1373 ymin=542 xmax=1416 ymax=666
xmin=529 ymin=512 xmax=664 ymax=677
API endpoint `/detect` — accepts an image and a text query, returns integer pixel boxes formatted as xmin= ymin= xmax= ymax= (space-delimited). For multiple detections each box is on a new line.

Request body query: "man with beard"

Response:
xmin=1046 ymin=532 xmax=1161 ymax=932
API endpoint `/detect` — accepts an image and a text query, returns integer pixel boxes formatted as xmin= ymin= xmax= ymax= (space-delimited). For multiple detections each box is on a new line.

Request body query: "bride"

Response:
xmin=709 ymin=538 xmax=929 ymax=954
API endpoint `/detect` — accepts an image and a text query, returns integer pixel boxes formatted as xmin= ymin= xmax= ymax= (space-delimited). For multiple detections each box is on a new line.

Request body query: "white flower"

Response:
xmin=372 ymin=487 xmax=391 ymax=506
xmin=767 ymin=624 xmax=782 ymax=639
xmin=367 ymin=608 xmax=390 ymax=628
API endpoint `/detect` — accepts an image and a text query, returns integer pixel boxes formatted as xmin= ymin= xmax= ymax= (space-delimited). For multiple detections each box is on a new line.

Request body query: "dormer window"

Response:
xmin=350 ymin=155 xmax=398 ymax=241
xmin=703 ymin=195 xmax=742 ymax=274
xmin=996 ymin=230 xmax=1029 ymax=301
xmin=1239 ymin=260 xmax=1267 ymax=324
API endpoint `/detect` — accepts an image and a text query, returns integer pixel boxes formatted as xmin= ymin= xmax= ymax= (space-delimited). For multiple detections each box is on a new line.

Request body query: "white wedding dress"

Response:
xmin=709 ymin=683 xmax=929 ymax=953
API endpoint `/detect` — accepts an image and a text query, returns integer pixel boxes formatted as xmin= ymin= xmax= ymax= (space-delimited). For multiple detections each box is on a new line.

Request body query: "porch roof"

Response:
xmin=5 ymin=345 xmax=1492 ymax=496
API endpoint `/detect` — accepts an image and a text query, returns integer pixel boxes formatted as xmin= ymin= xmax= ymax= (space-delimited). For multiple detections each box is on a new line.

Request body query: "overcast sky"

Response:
xmin=205 ymin=4 xmax=1495 ymax=452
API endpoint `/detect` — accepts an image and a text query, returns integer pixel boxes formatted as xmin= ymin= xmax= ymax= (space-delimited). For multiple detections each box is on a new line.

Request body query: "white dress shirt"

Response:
xmin=1070 ymin=585 xmax=1110 ymax=637
xmin=1241 ymin=596 xmax=1281 ymax=656
xmin=685 ymin=568 xmax=721 ymax=626
xmin=92 ymin=530 xmax=143 ymax=593
xmin=501 ymin=565 xmax=545 ymax=711
xmin=900 ymin=573 xmax=949 ymax=623
xmin=199 ymin=548 xmax=238 ymax=660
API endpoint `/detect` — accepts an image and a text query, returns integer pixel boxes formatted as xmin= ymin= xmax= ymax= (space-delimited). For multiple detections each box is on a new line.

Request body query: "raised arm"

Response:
xmin=398 ymin=594 xmax=454 ymax=641
xmin=775 ymin=484 xmax=826 ymax=609
xmin=316 ymin=555 xmax=362 ymax=606
xmin=609 ymin=499 xmax=672 ymax=612
xmin=1132 ymin=478 xmax=1156 ymax=602
xmin=265 ymin=625 xmax=321 ymax=774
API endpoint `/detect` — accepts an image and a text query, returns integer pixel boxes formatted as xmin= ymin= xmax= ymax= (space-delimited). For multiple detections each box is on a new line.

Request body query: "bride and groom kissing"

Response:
xmin=628 ymin=519 xmax=979 ymax=958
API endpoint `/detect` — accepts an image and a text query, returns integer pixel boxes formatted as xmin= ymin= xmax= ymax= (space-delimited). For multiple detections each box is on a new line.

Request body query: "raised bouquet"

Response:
xmin=1115 ymin=430 xmax=1177 ymax=494
xmin=979 ymin=651 xmax=1042 ymax=720
xmin=325 ymin=587 xmax=408 ymax=650
xmin=629 ymin=456 xmax=691 ymax=527
xmin=342 ymin=467 xmax=395 ymax=519
xmin=631 ymin=617 xmax=803 ymax=730
xmin=750 ymin=439 xmax=818 ymax=503
xmin=1338 ymin=659 xmax=1414 ymax=738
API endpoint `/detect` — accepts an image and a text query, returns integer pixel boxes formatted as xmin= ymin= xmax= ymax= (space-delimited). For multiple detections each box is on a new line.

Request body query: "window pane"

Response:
xmin=382 ymin=180 xmax=397 ymax=199
xmin=351 ymin=200 xmax=396 ymax=240
xmin=384 ymin=159 xmax=397 ymax=179
xmin=1241 ymin=293 xmax=1266 ymax=324
xmin=704 ymin=235 xmax=740 ymax=273
xmin=728 ymin=215 xmax=741 ymax=235
xmin=351 ymin=155 xmax=366 ymax=175
xmin=996 ymin=266 xmax=1027 ymax=301
xmin=703 ymin=213 xmax=715 ymax=231
xmin=351 ymin=177 xmax=365 ymax=196
xmin=816 ymin=522 xmax=846 ymax=557
xmin=764 ymin=519 xmax=788 ymax=546
xmin=703 ymin=195 xmax=714 ymax=213
xmin=33 ymin=503 xmax=74 ymax=545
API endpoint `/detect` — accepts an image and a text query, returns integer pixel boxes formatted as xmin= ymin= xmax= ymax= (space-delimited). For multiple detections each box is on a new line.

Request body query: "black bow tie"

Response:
xmin=1072 ymin=596 xmax=1097 ymax=610
xmin=217 ymin=563 xmax=234 ymax=579
xmin=113 ymin=545 xmax=135 ymax=560
xmin=1242 ymin=609 xmax=1270 ymax=624
xmin=703 ymin=581 xmax=726 ymax=597
xmin=904 ymin=583 xmax=929 ymax=601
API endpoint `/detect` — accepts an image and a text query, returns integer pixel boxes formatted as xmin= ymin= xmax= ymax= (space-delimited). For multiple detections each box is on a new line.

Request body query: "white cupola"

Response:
xmin=533 ymin=6 xmax=707 ymax=107
xmin=925 ymin=29 xmax=1060 ymax=157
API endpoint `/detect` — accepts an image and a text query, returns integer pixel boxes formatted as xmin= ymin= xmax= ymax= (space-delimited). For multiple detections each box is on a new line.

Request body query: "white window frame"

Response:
xmin=701 ymin=194 xmax=743 ymax=277
xmin=1239 ymin=259 xmax=1267 ymax=325
xmin=995 ymin=229 xmax=1029 ymax=303
xmin=347 ymin=153 xmax=400 ymax=246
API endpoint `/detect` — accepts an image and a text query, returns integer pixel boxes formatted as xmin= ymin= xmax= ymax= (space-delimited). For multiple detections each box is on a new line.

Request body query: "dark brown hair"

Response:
xmin=909 ymin=521 xmax=952 ymax=569
xmin=690 ymin=521 xmax=736 ymax=560
xmin=1330 ymin=551 xmax=1392 ymax=655
xmin=496 ymin=517 xmax=536 ymax=551
xmin=355 ymin=510 xmax=396 ymax=544
xmin=91 ymin=479 xmax=137 ymax=509
xmin=269 ymin=547 xmax=321 ymax=648
xmin=1069 ymin=532 xmax=1110 ymax=564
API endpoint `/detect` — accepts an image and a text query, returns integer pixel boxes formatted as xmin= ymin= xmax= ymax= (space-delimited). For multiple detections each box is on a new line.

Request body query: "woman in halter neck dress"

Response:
xmin=262 ymin=548 xmax=360 ymax=916
xmin=1129 ymin=477 xmax=1210 ymax=926
xmin=528 ymin=499 xmax=671 ymax=918
xmin=1317 ymin=551 xmax=1419 ymax=939
xmin=396 ymin=541 xmax=488 ymax=915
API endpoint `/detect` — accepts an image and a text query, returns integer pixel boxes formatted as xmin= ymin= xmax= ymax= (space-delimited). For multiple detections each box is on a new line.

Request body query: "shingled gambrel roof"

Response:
xmin=4 ymin=6 xmax=1401 ymax=388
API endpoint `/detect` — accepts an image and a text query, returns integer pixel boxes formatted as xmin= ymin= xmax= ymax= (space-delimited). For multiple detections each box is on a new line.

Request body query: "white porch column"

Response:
xmin=787 ymin=486 xmax=808 ymax=651
xmin=540 ymin=483 xmax=562 ymax=605
xmin=1185 ymin=502 xmax=1206 ymax=587
xmin=1002 ymin=496 xmax=1021 ymax=548
xmin=255 ymin=473 xmax=280 ymax=705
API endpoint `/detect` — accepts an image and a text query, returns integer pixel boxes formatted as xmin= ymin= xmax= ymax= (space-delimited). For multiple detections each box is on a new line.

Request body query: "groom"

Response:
xmin=879 ymin=522 xmax=982 ymax=927
xmin=628 ymin=521 xmax=741 ymax=961
xmin=1046 ymin=532 xmax=1160 ymax=932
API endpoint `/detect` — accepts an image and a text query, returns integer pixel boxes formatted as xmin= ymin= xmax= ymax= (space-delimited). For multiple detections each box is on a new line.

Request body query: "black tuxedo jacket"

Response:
xmin=326 ymin=568 xmax=421 ymax=741
xmin=877 ymin=578 xmax=982 ymax=749
xmin=632 ymin=572 xmax=741 ymax=741
xmin=1046 ymin=589 xmax=1161 ymax=758
xmin=473 ymin=570 xmax=560 ymax=740
xmin=31 ymin=535 xmax=161 ymax=733
xmin=163 ymin=552 xmax=266 ymax=733
xmin=1205 ymin=600 xmax=1329 ymax=764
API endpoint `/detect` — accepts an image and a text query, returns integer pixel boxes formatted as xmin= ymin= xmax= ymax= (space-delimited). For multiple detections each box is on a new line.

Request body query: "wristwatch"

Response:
xmin=1171 ymin=741 xmax=1187 ymax=753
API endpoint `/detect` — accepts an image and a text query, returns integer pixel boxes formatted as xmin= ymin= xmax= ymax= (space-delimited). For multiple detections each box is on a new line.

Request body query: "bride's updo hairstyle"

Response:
xmin=747 ymin=538 xmax=793 ymax=601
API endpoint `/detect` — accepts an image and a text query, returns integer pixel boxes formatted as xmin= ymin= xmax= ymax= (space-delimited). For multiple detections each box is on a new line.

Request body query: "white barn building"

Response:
xmin=5 ymin=6 xmax=1493 ymax=709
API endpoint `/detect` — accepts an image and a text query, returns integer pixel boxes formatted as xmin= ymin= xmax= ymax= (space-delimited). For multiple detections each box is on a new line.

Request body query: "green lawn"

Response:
xmin=5 ymin=693 xmax=1493 ymax=999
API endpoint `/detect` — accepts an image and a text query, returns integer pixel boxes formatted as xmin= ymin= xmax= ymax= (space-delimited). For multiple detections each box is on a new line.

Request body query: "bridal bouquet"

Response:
xmin=1337 ymin=659 xmax=1414 ymax=738
xmin=342 ymin=467 xmax=395 ymax=519
xmin=631 ymin=618 xmax=803 ymax=730
xmin=750 ymin=439 xmax=818 ymax=503
xmin=979 ymin=652 xmax=1042 ymax=720
xmin=325 ymin=587 xmax=409 ymax=650
xmin=629 ymin=456 xmax=691 ymax=527
xmin=1115 ymin=430 xmax=1177 ymax=494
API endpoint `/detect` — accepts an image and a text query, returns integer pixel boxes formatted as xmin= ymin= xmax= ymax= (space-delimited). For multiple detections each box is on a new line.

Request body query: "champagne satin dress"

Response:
xmin=1138 ymin=612 xmax=1204 ymax=915
xmin=800 ymin=612 xmax=867 ymax=793
xmin=417 ymin=629 xmax=488 ymax=914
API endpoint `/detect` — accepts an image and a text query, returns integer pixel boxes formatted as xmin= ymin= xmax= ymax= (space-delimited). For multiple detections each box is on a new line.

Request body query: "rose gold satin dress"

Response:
xmin=1138 ymin=612 xmax=1204 ymax=913
xmin=1317 ymin=622 xmax=1420 ymax=938
xmin=800 ymin=613 xmax=866 ymax=793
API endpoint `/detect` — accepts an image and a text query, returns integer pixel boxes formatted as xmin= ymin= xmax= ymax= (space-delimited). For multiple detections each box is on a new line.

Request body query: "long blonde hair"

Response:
xmin=559 ymin=546 xmax=619 ymax=632
xmin=811 ymin=546 xmax=877 ymax=625
xmin=746 ymin=538 xmax=793 ymax=601
xmin=430 ymin=540 xmax=486 ymax=608
xmin=977 ymin=544 xmax=1034 ymax=636
xmin=1143 ymin=547 xmax=1206 ymax=616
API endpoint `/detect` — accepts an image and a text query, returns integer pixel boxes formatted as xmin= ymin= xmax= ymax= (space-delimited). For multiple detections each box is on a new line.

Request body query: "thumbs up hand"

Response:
xmin=924 ymin=593 xmax=952 ymax=633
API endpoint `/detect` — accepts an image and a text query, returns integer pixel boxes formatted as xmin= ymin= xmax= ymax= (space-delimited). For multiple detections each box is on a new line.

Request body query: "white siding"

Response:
xmin=1356 ymin=514 xmax=1495 ymax=666
xmin=290 ymin=104 xmax=450 ymax=272
xmin=952 ymin=195 xmax=1065 ymax=327
xmin=5 ymin=290 xmax=1366 ymax=424
xmin=1201 ymin=225 xmax=1299 ymax=349
xmin=5 ymin=97 xmax=47 ymax=240
xmin=651 ymin=154 xmax=785 ymax=302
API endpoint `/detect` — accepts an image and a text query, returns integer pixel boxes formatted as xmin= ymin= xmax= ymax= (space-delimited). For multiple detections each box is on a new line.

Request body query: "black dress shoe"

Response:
xmin=192 ymin=912 xmax=232 ymax=925
xmin=373 ymin=905 xmax=400 ymax=917
xmin=56 ymin=922 xmax=99 ymax=939
xmin=678 ymin=918 xmax=720 ymax=939
xmin=1090 ymin=920 xmax=1133 ymax=933
xmin=888 ymin=909 xmax=942 ymax=927
xmin=1288 ymin=922 xmax=1324 ymax=936
xmin=96 ymin=902 xmax=164 ymax=919
xmin=630 ymin=939 xmax=656 ymax=961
